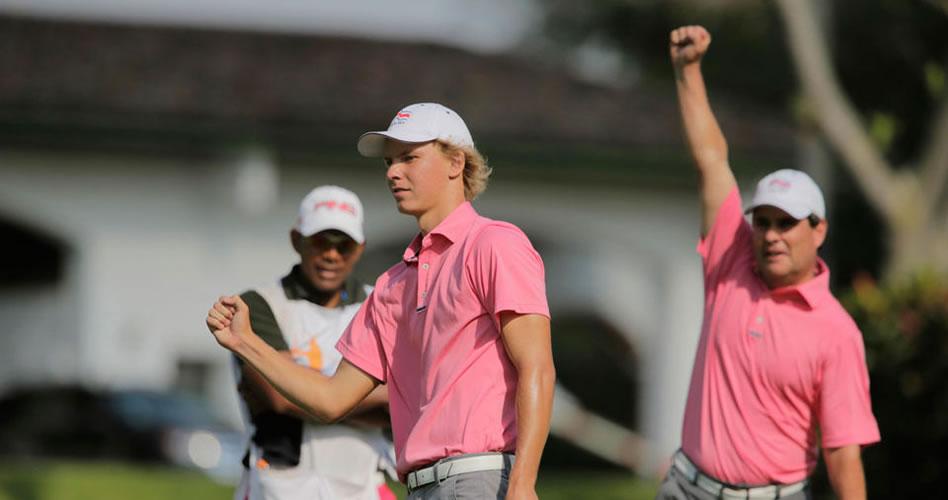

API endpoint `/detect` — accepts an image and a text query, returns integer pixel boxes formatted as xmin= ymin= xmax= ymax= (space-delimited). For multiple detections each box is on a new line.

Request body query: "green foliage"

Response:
xmin=538 ymin=0 xmax=795 ymax=104
xmin=811 ymin=272 xmax=948 ymax=498
xmin=868 ymin=112 xmax=897 ymax=153
xmin=925 ymin=62 xmax=945 ymax=98
xmin=537 ymin=0 xmax=948 ymax=166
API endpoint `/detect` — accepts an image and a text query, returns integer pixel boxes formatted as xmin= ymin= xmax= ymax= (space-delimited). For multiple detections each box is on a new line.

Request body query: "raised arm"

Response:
xmin=500 ymin=312 xmax=556 ymax=500
xmin=207 ymin=295 xmax=377 ymax=423
xmin=670 ymin=25 xmax=737 ymax=236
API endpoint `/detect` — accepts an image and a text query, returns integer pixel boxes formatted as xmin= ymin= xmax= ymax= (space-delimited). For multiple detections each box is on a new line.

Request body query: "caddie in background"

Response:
xmin=231 ymin=185 xmax=396 ymax=500
xmin=208 ymin=102 xmax=556 ymax=500
xmin=657 ymin=25 xmax=880 ymax=500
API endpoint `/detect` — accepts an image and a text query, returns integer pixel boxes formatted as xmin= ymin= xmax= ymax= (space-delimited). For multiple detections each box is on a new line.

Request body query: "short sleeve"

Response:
xmin=819 ymin=327 xmax=881 ymax=448
xmin=335 ymin=291 xmax=388 ymax=384
xmin=467 ymin=224 xmax=550 ymax=329
xmin=697 ymin=187 xmax=753 ymax=287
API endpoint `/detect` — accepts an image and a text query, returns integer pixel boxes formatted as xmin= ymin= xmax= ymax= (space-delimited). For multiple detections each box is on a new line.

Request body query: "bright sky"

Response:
xmin=0 ymin=0 xmax=538 ymax=53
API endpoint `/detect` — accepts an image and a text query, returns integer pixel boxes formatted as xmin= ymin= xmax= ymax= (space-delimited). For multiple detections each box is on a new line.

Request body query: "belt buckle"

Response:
xmin=407 ymin=464 xmax=436 ymax=491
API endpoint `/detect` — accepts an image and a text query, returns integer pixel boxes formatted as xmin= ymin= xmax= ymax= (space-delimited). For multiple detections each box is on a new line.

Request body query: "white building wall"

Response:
xmin=480 ymin=181 xmax=705 ymax=470
xmin=0 ymin=147 xmax=706 ymax=468
xmin=0 ymin=271 xmax=80 ymax=387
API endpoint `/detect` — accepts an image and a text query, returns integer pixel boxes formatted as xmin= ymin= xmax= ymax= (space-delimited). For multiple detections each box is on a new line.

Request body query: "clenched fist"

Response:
xmin=670 ymin=25 xmax=711 ymax=69
xmin=206 ymin=295 xmax=252 ymax=352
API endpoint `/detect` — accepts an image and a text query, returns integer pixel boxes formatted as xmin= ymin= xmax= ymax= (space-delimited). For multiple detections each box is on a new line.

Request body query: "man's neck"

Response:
xmin=289 ymin=265 xmax=345 ymax=308
xmin=416 ymin=199 xmax=465 ymax=235
xmin=312 ymin=289 xmax=343 ymax=308
xmin=763 ymin=266 xmax=821 ymax=290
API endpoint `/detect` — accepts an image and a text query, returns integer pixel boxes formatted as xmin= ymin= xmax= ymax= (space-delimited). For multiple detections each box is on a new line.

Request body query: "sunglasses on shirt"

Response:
xmin=305 ymin=231 xmax=360 ymax=257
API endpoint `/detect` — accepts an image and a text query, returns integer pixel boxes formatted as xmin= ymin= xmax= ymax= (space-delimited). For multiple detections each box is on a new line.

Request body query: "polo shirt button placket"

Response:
xmin=418 ymin=238 xmax=430 ymax=306
xmin=420 ymin=260 xmax=429 ymax=302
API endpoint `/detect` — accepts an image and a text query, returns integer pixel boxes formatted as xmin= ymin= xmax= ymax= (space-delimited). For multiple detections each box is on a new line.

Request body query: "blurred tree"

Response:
xmin=536 ymin=0 xmax=948 ymax=279
xmin=775 ymin=0 xmax=948 ymax=279
xmin=817 ymin=271 xmax=948 ymax=498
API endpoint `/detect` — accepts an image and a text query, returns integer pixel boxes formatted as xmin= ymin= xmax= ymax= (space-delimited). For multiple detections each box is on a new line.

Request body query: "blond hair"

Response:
xmin=436 ymin=141 xmax=492 ymax=201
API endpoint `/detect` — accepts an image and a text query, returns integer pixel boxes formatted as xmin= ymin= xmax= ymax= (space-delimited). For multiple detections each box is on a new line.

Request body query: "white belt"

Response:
xmin=406 ymin=453 xmax=512 ymax=491
xmin=673 ymin=450 xmax=807 ymax=499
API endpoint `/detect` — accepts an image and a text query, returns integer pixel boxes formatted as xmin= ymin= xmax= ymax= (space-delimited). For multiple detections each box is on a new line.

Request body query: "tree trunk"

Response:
xmin=889 ymin=223 xmax=948 ymax=278
xmin=775 ymin=0 xmax=948 ymax=280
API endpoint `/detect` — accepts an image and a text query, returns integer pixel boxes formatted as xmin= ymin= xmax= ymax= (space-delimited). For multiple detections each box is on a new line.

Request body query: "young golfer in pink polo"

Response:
xmin=207 ymin=103 xmax=555 ymax=500
xmin=657 ymin=26 xmax=880 ymax=500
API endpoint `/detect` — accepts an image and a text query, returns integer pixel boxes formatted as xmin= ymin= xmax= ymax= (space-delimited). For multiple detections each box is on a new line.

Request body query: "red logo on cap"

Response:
xmin=392 ymin=111 xmax=412 ymax=125
xmin=769 ymin=179 xmax=791 ymax=188
xmin=314 ymin=200 xmax=357 ymax=215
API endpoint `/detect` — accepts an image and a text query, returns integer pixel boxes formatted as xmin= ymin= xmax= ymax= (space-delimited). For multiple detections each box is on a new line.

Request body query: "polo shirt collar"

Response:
xmin=766 ymin=258 xmax=831 ymax=309
xmin=402 ymin=202 xmax=477 ymax=263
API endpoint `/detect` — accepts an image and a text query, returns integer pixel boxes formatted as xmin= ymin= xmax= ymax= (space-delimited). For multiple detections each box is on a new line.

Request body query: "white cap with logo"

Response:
xmin=745 ymin=169 xmax=826 ymax=220
xmin=295 ymin=185 xmax=365 ymax=243
xmin=357 ymin=102 xmax=474 ymax=158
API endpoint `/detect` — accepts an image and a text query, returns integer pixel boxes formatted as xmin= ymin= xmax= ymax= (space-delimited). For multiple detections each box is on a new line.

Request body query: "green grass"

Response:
xmin=0 ymin=460 xmax=233 ymax=500
xmin=537 ymin=470 xmax=659 ymax=499
xmin=0 ymin=461 xmax=659 ymax=500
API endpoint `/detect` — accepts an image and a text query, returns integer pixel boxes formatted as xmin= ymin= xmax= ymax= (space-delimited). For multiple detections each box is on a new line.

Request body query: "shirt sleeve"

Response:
xmin=696 ymin=187 xmax=753 ymax=288
xmin=335 ymin=290 xmax=388 ymax=384
xmin=467 ymin=224 xmax=550 ymax=330
xmin=819 ymin=325 xmax=881 ymax=448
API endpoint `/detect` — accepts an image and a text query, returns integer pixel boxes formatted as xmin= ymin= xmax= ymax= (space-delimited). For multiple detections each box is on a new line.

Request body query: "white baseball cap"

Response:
xmin=745 ymin=169 xmax=826 ymax=220
xmin=295 ymin=185 xmax=365 ymax=243
xmin=357 ymin=102 xmax=474 ymax=158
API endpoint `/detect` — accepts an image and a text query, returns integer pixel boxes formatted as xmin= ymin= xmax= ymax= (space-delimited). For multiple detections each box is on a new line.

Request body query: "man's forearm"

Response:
xmin=675 ymin=64 xmax=729 ymax=170
xmin=825 ymin=445 xmax=867 ymax=500
xmin=233 ymin=331 xmax=342 ymax=422
xmin=243 ymin=357 xmax=389 ymax=426
xmin=340 ymin=385 xmax=391 ymax=428
xmin=508 ymin=361 xmax=556 ymax=494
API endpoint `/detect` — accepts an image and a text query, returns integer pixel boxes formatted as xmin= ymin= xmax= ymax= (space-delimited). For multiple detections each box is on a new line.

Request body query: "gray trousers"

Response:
xmin=406 ymin=463 xmax=511 ymax=500
xmin=655 ymin=466 xmax=812 ymax=500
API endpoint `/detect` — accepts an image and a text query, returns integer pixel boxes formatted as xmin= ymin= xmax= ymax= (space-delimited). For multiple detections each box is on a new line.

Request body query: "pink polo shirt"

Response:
xmin=681 ymin=188 xmax=880 ymax=485
xmin=336 ymin=202 xmax=549 ymax=478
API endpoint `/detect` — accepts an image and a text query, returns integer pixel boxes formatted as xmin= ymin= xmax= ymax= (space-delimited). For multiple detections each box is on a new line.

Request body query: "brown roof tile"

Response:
xmin=0 ymin=15 xmax=793 ymax=157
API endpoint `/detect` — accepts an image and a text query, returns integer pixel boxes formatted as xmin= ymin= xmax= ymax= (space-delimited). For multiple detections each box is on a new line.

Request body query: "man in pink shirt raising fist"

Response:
xmin=656 ymin=25 xmax=880 ymax=500
xmin=207 ymin=102 xmax=555 ymax=500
